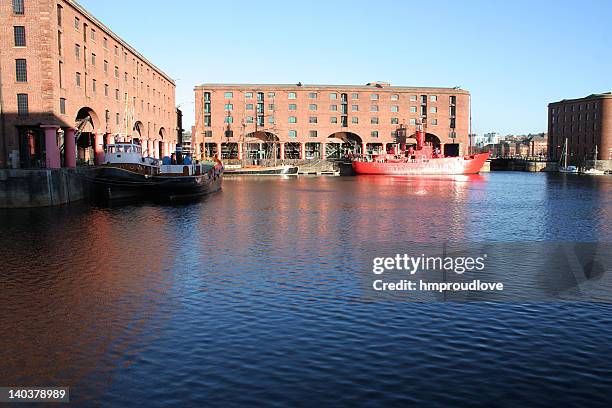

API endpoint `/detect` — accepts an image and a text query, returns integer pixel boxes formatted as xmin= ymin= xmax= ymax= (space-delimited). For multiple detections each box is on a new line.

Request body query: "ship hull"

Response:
xmin=352 ymin=153 xmax=490 ymax=175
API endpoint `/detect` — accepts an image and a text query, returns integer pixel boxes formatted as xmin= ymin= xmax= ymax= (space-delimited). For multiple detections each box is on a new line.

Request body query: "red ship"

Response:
xmin=352 ymin=126 xmax=489 ymax=175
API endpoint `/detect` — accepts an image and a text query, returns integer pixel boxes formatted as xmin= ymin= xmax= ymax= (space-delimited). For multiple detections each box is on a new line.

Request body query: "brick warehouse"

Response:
xmin=0 ymin=0 xmax=177 ymax=169
xmin=548 ymin=92 xmax=612 ymax=164
xmin=193 ymin=83 xmax=469 ymax=161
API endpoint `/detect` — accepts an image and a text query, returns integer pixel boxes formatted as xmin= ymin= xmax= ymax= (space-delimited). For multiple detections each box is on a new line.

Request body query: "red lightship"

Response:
xmin=352 ymin=126 xmax=489 ymax=175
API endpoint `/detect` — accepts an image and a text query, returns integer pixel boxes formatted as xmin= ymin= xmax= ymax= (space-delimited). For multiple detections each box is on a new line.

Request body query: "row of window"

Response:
xmin=221 ymin=103 xmax=446 ymax=114
xmin=551 ymin=123 xmax=598 ymax=133
xmin=551 ymin=112 xmax=599 ymax=124
xmin=214 ymin=115 xmax=442 ymax=126
xmin=203 ymin=129 xmax=389 ymax=139
xmin=220 ymin=91 xmax=450 ymax=102
xmin=550 ymin=102 xmax=599 ymax=115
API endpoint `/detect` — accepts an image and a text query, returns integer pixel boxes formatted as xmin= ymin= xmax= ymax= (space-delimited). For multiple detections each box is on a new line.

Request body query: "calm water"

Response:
xmin=1 ymin=173 xmax=611 ymax=407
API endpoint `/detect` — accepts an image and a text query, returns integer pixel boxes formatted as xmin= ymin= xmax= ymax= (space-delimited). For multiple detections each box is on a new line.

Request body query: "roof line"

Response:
xmin=194 ymin=83 xmax=469 ymax=92
xmin=66 ymin=0 xmax=175 ymax=85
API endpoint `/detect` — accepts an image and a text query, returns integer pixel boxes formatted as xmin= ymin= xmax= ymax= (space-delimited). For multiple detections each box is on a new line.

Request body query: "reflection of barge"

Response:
xmin=94 ymin=143 xmax=223 ymax=200
xmin=352 ymin=126 xmax=489 ymax=175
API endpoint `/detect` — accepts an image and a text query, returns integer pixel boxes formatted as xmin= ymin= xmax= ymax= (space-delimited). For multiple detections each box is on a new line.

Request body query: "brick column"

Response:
xmin=238 ymin=142 xmax=243 ymax=160
xmin=93 ymin=133 xmax=104 ymax=165
xmin=440 ymin=142 xmax=445 ymax=157
xmin=64 ymin=128 xmax=76 ymax=168
xmin=362 ymin=142 xmax=367 ymax=155
xmin=216 ymin=142 xmax=222 ymax=159
xmin=321 ymin=143 xmax=326 ymax=160
xmin=279 ymin=143 xmax=285 ymax=160
xmin=42 ymin=125 xmax=61 ymax=169
xmin=300 ymin=142 xmax=306 ymax=159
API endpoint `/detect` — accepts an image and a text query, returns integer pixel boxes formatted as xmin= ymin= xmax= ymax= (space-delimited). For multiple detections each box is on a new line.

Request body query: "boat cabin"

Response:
xmin=104 ymin=143 xmax=158 ymax=167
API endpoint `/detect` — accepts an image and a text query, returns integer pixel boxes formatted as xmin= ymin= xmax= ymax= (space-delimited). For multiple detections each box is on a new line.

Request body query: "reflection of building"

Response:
xmin=193 ymin=83 xmax=470 ymax=160
xmin=548 ymin=92 xmax=612 ymax=163
xmin=0 ymin=0 xmax=177 ymax=169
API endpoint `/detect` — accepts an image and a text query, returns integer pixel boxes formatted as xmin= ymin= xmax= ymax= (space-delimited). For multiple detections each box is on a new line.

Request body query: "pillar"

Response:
xmin=42 ymin=125 xmax=61 ymax=169
xmin=64 ymin=128 xmax=76 ymax=168
xmin=216 ymin=142 xmax=222 ymax=159
xmin=440 ymin=142 xmax=445 ymax=157
xmin=300 ymin=142 xmax=306 ymax=159
xmin=279 ymin=143 xmax=285 ymax=160
xmin=238 ymin=143 xmax=243 ymax=160
xmin=105 ymin=133 xmax=114 ymax=146
xmin=321 ymin=143 xmax=326 ymax=160
xmin=94 ymin=132 xmax=104 ymax=165
xmin=362 ymin=142 xmax=367 ymax=155
xmin=147 ymin=140 xmax=154 ymax=158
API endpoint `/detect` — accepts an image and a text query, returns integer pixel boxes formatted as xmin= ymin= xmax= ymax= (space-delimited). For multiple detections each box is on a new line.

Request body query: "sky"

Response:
xmin=79 ymin=0 xmax=611 ymax=135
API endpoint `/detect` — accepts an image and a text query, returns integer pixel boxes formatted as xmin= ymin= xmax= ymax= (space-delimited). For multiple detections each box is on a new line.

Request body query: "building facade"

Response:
xmin=193 ymin=83 xmax=470 ymax=161
xmin=0 ymin=0 xmax=177 ymax=169
xmin=548 ymin=92 xmax=612 ymax=163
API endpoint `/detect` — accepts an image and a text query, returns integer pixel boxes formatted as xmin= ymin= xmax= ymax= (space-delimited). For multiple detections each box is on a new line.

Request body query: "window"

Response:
xmin=246 ymin=116 xmax=253 ymax=123
xmin=371 ymin=117 xmax=379 ymax=124
xmin=371 ymin=94 xmax=379 ymax=100
xmin=224 ymin=116 xmax=233 ymax=124
xmin=57 ymin=5 xmax=62 ymax=25
xmin=105 ymin=110 xmax=110 ymax=123
xmin=450 ymin=106 xmax=456 ymax=117
xmin=114 ymin=45 xmax=118 ymax=56
xmin=309 ymin=92 xmax=317 ymax=99
xmin=309 ymin=116 xmax=318 ymax=124
xmin=17 ymin=94 xmax=28 ymax=115
xmin=58 ymin=61 xmax=63 ymax=87
xmin=115 ymin=88 xmax=119 ymax=100
xmin=410 ymin=106 xmax=417 ymax=113
xmin=92 ymin=79 xmax=96 ymax=93
xmin=268 ymin=117 xmax=275 ymax=124
xmin=75 ymin=72 xmax=81 ymax=87
xmin=289 ymin=130 xmax=297 ymax=138
xmin=91 ymin=29 xmax=95 ymax=41
xmin=268 ymin=92 xmax=275 ymax=97
xmin=330 ymin=93 xmax=337 ymax=100
xmin=391 ymin=94 xmax=399 ymax=101
xmin=116 ymin=113 xmax=120 ymax=125
xmin=370 ymin=105 xmax=379 ymax=112
xmin=114 ymin=66 xmax=119 ymax=78
xmin=431 ymin=119 xmax=438 ymax=125
xmin=352 ymin=117 xmax=358 ymax=124
xmin=430 ymin=106 xmax=437 ymax=113
xmin=351 ymin=93 xmax=359 ymax=99
xmin=391 ymin=105 xmax=399 ymax=112
xmin=13 ymin=0 xmax=24 ymax=14
xmin=124 ymin=72 xmax=128 ymax=82
xmin=104 ymin=60 xmax=108 ymax=73
xmin=391 ymin=118 xmax=399 ymax=124
xmin=420 ymin=95 xmax=427 ymax=103
xmin=288 ymin=92 xmax=297 ymax=99
xmin=204 ymin=115 xmax=211 ymax=126
xmin=289 ymin=116 xmax=297 ymax=123
xmin=246 ymin=103 xmax=254 ymax=110
xmin=91 ymin=53 xmax=96 ymax=66
xmin=224 ymin=92 xmax=233 ymax=98
xmin=60 ymin=98 xmax=66 ymax=114
xmin=245 ymin=92 xmax=253 ymax=98
xmin=420 ymin=105 xmax=427 ymax=116
xmin=268 ymin=103 xmax=275 ymax=110
xmin=14 ymin=26 xmax=26 ymax=46
xmin=309 ymin=104 xmax=317 ymax=111
xmin=371 ymin=131 xmax=379 ymax=138
xmin=289 ymin=104 xmax=297 ymax=110
xmin=351 ymin=104 xmax=359 ymax=111
xmin=103 ymin=37 xmax=108 ymax=48
xmin=15 ymin=59 xmax=27 ymax=82
xmin=450 ymin=118 xmax=456 ymax=128
xmin=74 ymin=17 xmax=80 ymax=30
xmin=309 ymin=130 xmax=318 ymax=138
xmin=329 ymin=105 xmax=337 ymax=111
xmin=75 ymin=44 xmax=80 ymax=58
xmin=450 ymin=95 xmax=456 ymax=105
xmin=410 ymin=95 xmax=417 ymax=101
xmin=104 ymin=84 xmax=109 ymax=96
xmin=224 ymin=103 xmax=233 ymax=111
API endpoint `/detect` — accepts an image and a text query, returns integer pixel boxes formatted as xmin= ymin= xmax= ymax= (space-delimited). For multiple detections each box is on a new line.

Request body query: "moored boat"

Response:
xmin=352 ymin=126 xmax=489 ymax=175
xmin=224 ymin=164 xmax=298 ymax=175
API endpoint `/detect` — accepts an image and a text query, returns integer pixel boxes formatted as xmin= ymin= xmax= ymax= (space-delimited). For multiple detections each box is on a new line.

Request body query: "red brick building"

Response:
xmin=193 ymin=83 xmax=470 ymax=161
xmin=548 ymin=92 xmax=612 ymax=164
xmin=0 ymin=0 xmax=177 ymax=169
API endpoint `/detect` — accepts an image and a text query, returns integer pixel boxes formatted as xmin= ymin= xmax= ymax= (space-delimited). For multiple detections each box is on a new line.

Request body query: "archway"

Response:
xmin=328 ymin=131 xmax=363 ymax=156
xmin=158 ymin=127 xmax=166 ymax=158
xmin=245 ymin=131 xmax=280 ymax=162
xmin=75 ymin=107 xmax=101 ymax=165
xmin=133 ymin=121 xmax=144 ymax=142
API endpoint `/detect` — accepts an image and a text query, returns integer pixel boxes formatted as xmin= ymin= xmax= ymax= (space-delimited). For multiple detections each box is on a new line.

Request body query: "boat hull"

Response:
xmin=352 ymin=153 xmax=490 ymax=175
xmin=225 ymin=165 xmax=298 ymax=175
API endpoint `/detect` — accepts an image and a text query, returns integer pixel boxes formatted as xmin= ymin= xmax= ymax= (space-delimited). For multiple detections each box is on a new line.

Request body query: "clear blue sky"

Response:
xmin=79 ymin=0 xmax=611 ymax=135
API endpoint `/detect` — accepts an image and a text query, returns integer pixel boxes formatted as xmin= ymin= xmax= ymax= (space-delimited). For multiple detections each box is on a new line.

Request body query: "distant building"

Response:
xmin=548 ymin=92 xmax=612 ymax=163
xmin=193 ymin=83 xmax=470 ymax=160
xmin=528 ymin=133 xmax=547 ymax=157
xmin=0 ymin=0 xmax=177 ymax=169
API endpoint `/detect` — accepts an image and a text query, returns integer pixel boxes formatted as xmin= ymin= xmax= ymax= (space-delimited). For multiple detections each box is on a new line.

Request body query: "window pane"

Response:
xmin=17 ymin=94 xmax=28 ymax=115
xmin=14 ymin=26 xmax=26 ymax=46
xmin=15 ymin=59 xmax=27 ymax=82
xmin=13 ymin=0 xmax=24 ymax=14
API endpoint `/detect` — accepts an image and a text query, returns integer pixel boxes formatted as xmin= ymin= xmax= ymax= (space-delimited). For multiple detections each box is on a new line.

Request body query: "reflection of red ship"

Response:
xmin=352 ymin=125 xmax=489 ymax=175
